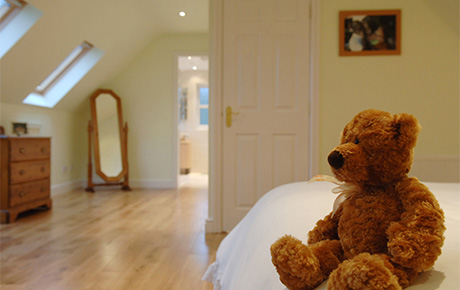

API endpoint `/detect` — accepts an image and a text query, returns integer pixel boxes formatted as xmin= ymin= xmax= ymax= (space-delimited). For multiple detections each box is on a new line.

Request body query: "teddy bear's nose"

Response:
xmin=328 ymin=151 xmax=344 ymax=169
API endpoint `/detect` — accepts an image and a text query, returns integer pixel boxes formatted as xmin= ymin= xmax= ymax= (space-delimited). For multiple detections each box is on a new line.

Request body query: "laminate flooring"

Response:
xmin=0 ymin=177 xmax=226 ymax=290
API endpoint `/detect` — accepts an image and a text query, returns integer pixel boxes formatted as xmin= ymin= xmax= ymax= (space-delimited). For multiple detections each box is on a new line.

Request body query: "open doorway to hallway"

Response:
xmin=176 ymin=55 xmax=209 ymax=188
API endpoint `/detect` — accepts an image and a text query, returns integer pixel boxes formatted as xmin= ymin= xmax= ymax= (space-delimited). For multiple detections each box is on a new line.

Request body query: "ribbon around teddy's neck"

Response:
xmin=308 ymin=175 xmax=360 ymax=216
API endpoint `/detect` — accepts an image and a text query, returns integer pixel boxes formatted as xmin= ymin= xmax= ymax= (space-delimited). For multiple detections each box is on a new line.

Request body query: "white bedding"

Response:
xmin=203 ymin=181 xmax=460 ymax=290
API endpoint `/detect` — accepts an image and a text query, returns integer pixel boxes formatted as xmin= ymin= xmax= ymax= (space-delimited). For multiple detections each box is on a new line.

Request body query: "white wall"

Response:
xmin=178 ymin=69 xmax=209 ymax=174
xmin=318 ymin=0 xmax=460 ymax=175
xmin=105 ymin=33 xmax=209 ymax=187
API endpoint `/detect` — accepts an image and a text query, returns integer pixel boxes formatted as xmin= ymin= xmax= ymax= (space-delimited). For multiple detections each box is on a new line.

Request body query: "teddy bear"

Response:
xmin=270 ymin=109 xmax=445 ymax=290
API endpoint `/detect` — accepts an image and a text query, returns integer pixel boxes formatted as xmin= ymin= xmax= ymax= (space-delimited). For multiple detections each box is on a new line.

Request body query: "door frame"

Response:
xmin=206 ymin=0 xmax=320 ymax=233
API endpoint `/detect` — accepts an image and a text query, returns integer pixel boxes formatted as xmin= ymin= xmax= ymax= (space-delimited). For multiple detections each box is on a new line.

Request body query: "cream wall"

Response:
xmin=1 ymin=1 xmax=457 ymax=191
xmin=0 ymin=103 xmax=88 ymax=193
xmin=0 ymin=33 xmax=209 ymax=192
xmin=104 ymin=33 xmax=209 ymax=187
xmin=318 ymin=0 xmax=460 ymax=175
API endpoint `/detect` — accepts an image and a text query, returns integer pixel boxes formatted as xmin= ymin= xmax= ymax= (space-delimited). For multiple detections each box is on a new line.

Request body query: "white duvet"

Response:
xmin=203 ymin=181 xmax=460 ymax=290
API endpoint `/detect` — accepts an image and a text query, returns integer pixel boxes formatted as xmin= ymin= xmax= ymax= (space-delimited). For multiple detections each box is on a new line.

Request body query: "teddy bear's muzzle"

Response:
xmin=328 ymin=151 xmax=344 ymax=170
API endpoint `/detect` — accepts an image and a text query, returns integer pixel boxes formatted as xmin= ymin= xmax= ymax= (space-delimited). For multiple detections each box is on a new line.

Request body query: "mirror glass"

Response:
xmin=95 ymin=93 xmax=123 ymax=178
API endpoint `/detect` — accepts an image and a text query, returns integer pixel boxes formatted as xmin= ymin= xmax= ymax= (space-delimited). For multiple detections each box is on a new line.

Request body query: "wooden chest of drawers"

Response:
xmin=0 ymin=137 xmax=52 ymax=223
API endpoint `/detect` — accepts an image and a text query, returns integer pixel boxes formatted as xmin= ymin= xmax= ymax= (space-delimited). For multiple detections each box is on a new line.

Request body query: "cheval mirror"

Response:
xmin=86 ymin=89 xmax=131 ymax=191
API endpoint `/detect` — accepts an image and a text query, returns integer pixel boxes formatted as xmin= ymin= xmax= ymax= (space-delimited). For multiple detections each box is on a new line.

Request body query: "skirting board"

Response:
xmin=411 ymin=155 xmax=460 ymax=183
xmin=129 ymin=179 xmax=176 ymax=189
xmin=205 ymin=217 xmax=220 ymax=233
xmin=51 ymin=179 xmax=176 ymax=196
xmin=51 ymin=180 xmax=85 ymax=196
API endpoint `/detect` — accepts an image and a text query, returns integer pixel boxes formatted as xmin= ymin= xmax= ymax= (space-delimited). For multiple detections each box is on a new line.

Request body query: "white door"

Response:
xmin=222 ymin=0 xmax=311 ymax=231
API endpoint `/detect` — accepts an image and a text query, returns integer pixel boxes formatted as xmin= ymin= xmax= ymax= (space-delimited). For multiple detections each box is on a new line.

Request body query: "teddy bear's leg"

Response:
xmin=382 ymin=254 xmax=419 ymax=288
xmin=271 ymin=235 xmax=343 ymax=290
xmin=327 ymin=253 xmax=407 ymax=290
xmin=309 ymin=239 xmax=344 ymax=276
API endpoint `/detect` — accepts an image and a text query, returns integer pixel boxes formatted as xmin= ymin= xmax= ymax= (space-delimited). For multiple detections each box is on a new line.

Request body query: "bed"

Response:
xmin=203 ymin=180 xmax=460 ymax=290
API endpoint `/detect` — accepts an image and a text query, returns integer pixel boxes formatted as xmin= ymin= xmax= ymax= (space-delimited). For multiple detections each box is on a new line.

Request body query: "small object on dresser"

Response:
xmin=12 ymin=122 xmax=27 ymax=136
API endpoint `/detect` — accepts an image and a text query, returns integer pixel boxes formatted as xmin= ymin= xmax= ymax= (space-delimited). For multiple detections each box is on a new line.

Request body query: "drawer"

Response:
xmin=10 ymin=139 xmax=50 ymax=161
xmin=9 ymin=179 xmax=50 ymax=207
xmin=10 ymin=160 xmax=50 ymax=184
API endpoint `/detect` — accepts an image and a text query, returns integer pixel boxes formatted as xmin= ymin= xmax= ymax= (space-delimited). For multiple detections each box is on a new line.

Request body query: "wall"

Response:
xmin=318 ymin=0 xmax=460 ymax=176
xmin=0 ymin=103 xmax=88 ymax=194
xmin=178 ymin=69 xmax=209 ymax=174
xmin=105 ymin=33 xmax=209 ymax=187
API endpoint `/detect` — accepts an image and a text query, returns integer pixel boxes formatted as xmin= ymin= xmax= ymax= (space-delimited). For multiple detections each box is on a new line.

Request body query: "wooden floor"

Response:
xmin=0 ymin=179 xmax=226 ymax=290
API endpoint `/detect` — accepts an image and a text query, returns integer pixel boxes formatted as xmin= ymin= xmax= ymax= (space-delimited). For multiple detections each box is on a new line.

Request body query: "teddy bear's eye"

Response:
xmin=354 ymin=138 xmax=360 ymax=144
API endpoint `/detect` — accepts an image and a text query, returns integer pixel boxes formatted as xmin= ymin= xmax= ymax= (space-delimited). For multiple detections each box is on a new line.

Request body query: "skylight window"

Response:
xmin=0 ymin=0 xmax=42 ymax=59
xmin=34 ymin=42 xmax=92 ymax=94
xmin=0 ymin=0 xmax=11 ymax=15
xmin=0 ymin=0 xmax=23 ymax=24
xmin=23 ymin=41 xmax=104 ymax=108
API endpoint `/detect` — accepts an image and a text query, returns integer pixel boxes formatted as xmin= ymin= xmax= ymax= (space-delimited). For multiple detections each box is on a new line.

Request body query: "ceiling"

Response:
xmin=0 ymin=0 xmax=209 ymax=112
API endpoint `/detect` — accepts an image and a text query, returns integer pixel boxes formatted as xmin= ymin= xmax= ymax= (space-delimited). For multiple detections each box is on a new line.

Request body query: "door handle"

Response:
xmin=226 ymin=106 xmax=240 ymax=128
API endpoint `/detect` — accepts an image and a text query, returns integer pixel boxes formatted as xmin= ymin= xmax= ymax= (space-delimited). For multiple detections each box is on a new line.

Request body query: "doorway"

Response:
xmin=176 ymin=55 xmax=209 ymax=188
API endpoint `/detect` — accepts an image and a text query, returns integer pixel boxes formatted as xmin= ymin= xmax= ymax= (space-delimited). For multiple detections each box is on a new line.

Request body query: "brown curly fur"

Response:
xmin=271 ymin=109 xmax=445 ymax=290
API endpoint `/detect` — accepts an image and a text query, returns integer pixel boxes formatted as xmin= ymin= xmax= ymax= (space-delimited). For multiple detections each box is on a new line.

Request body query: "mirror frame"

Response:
xmin=90 ymin=89 xmax=128 ymax=183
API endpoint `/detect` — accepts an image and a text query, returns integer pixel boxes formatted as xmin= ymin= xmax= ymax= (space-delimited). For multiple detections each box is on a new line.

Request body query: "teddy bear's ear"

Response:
xmin=392 ymin=113 xmax=421 ymax=149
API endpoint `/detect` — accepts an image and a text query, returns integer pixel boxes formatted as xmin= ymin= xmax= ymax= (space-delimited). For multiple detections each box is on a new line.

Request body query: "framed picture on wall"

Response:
xmin=339 ymin=9 xmax=401 ymax=56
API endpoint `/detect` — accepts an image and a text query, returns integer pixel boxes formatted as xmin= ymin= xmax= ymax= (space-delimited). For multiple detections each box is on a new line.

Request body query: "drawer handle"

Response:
xmin=19 ymin=170 xmax=25 ymax=175
xmin=41 ymin=147 xmax=46 ymax=153
xmin=19 ymin=147 xmax=25 ymax=154
xmin=19 ymin=192 xmax=25 ymax=197
xmin=40 ymin=187 xmax=46 ymax=192
xmin=41 ymin=167 xmax=45 ymax=172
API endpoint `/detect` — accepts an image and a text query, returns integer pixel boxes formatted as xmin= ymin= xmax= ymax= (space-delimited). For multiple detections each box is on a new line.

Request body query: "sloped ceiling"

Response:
xmin=0 ymin=0 xmax=208 ymax=112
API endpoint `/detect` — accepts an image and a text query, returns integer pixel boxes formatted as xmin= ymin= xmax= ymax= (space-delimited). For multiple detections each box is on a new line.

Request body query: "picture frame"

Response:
xmin=339 ymin=9 xmax=401 ymax=56
xmin=12 ymin=122 xmax=27 ymax=136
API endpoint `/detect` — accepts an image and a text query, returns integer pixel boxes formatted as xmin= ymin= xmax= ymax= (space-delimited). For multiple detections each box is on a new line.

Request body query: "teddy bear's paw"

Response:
xmin=271 ymin=235 xmax=324 ymax=290
xmin=327 ymin=253 xmax=402 ymax=290
xmin=387 ymin=232 xmax=442 ymax=272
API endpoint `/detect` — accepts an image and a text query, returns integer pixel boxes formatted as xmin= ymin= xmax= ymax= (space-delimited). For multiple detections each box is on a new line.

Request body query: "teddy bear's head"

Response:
xmin=328 ymin=109 xmax=421 ymax=186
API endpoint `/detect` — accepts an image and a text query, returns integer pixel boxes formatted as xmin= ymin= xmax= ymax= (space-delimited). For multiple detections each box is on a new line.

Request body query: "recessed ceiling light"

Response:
xmin=179 ymin=11 xmax=186 ymax=17
xmin=192 ymin=65 xmax=197 ymax=70
xmin=187 ymin=56 xmax=192 ymax=60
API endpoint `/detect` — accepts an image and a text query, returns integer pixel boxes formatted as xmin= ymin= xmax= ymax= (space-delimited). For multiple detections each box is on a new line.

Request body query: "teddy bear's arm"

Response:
xmin=387 ymin=177 xmax=445 ymax=272
xmin=307 ymin=208 xmax=341 ymax=245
